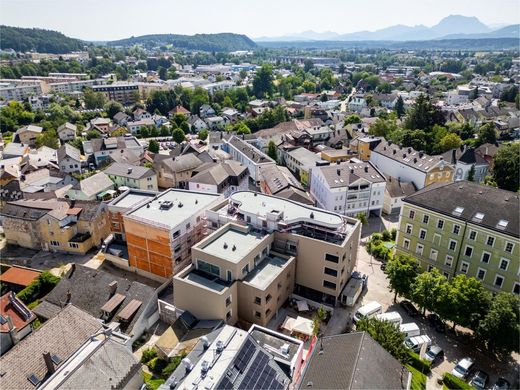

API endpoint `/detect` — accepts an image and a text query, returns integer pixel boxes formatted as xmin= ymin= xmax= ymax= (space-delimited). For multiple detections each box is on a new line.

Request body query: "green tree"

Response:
xmin=369 ymin=117 xmax=399 ymax=138
xmin=252 ymin=64 xmax=274 ymax=98
xmin=104 ymin=100 xmax=124 ymax=119
xmin=148 ymin=139 xmax=159 ymax=153
xmin=267 ymin=140 xmax=277 ymax=161
xmin=83 ymin=88 xmax=106 ymax=109
xmin=467 ymin=165 xmax=475 ymax=182
xmin=158 ymin=66 xmax=167 ymax=81
xmin=233 ymin=122 xmax=251 ymax=135
xmin=492 ymin=142 xmax=520 ymax=192
xmin=198 ymin=129 xmax=208 ymax=141
xmin=190 ymin=87 xmax=210 ymax=115
xmin=172 ymin=127 xmax=186 ymax=143
xmin=35 ymin=129 xmax=59 ymax=149
xmin=344 ymin=114 xmax=361 ymax=126
xmin=411 ymin=268 xmax=446 ymax=315
xmin=477 ymin=123 xmax=497 ymax=146
xmin=167 ymin=66 xmax=178 ymax=80
xmin=438 ymin=133 xmax=462 ymax=153
xmin=356 ymin=317 xmax=409 ymax=363
xmin=303 ymin=59 xmax=314 ymax=73
xmin=356 ymin=212 xmax=368 ymax=225
xmin=385 ymin=254 xmax=420 ymax=303
xmin=404 ymin=94 xmax=444 ymax=131
xmin=477 ymin=293 xmax=520 ymax=356
xmin=394 ymin=96 xmax=405 ymax=119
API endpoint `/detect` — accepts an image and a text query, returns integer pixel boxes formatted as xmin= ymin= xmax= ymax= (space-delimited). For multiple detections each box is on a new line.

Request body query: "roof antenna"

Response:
xmin=318 ymin=333 xmax=324 ymax=355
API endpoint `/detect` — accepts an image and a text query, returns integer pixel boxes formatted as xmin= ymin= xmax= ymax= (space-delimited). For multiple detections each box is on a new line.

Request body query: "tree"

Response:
xmin=438 ymin=133 xmax=462 ymax=153
xmin=477 ymin=293 xmax=520 ymax=356
xmin=467 ymin=165 xmax=475 ymax=182
xmin=267 ymin=140 xmax=277 ymax=161
xmin=303 ymin=59 xmax=314 ymax=73
xmin=404 ymin=94 xmax=444 ymax=131
xmin=385 ymin=254 xmax=420 ymax=303
xmin=344 ymin=114 xmax=361 ymax=126
xmin=338 ymin=63 xmax=346 ymax=74
xmin=492 ymin=142 xmax=520 ymax=192
xmin=252 ymin=64 xmax=274 ymax=98
xmin=356 ymin=317 xmax=409 ymax=363
xmin=172 ymin=127 xmax=186 ymax=143
xmin=356 ymin=212 xmax=368 ymax=225
xmin=83 ymin=88 xmax=106 ymax=109
xmin=411 ymin=268 xmax=446 ymax=315
xmin=111 ymin=127 xmax=127 ymax=137
xmin=394 ymin=96 xmax=405 ymax=119
xmin=500 ymin=85 xmax=519 ymax=103
xmin=104 ymin=100 xmax=124 ymax=119
xmin=158 ymin=66 xmax=167 ymax=81
xmin=233 ymin=122 xmax=251 ymax=135
xmin=35 ymin=129 xmax=59 ymax=149
xmin=369 ymin=117 xmax=399 ymax=138
xmin=477 ymin=123 xmax=497 ymax=146
xmin=198 ymin=129 xmax=208 ymax=141
xmin=148 ymin=139 xmax=159 ymax=153
xmin=167 ymin=66 xmax=178 ymax=80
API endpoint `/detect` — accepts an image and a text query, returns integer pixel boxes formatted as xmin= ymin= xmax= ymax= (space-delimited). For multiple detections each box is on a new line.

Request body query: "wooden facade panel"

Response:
xmin=147 ymin=240 xmax=172 ymax=256
xmin=126 ymin=233 xmax=147 ymax=247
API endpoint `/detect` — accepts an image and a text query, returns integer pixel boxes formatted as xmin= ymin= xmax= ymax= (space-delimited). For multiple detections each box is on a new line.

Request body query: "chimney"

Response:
xmin=451 ymin=149 xmax=457 ymax=163
xmin=66 ymin=290 xmax=72 ymax=304
xmin=43 ymin=352 xmax=56 ymax=375
xmin=127 ymin=167 xmax=133 ymax=174
xmin=108 ymin=281 xmax=118 ymax=296
xmin=68 ymin=264 xmax=76 ymax=279
xmin=336 ymin=169 xmax=341 ymax=176
xmin=6 ymin=315 xmax=19 ymax=346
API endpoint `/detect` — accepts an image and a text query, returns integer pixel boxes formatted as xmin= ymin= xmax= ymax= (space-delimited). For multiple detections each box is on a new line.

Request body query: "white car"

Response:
xmin=451 ymin=357 xmax=474 ymax=379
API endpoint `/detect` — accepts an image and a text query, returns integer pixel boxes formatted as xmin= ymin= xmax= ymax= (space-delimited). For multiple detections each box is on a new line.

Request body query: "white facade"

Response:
xmin=370 ymin=152 xmax=427 ymax=189
xmin=188 ymin=174 xmax=248 ymax=198
xmin=59 ymin=156 xmax=82 ymax=174
xmin=225 ymin=137 xmax=276 ymax=184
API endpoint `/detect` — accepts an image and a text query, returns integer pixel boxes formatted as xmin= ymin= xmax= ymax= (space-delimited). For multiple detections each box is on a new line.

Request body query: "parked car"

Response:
xmin=452 ymin=357 xmax=474 ymax=379
xmin=492 ymin=378 xmax=511 ymax=390
xmin=424 ymin=345 xmax=444 ymax=365
xmin=427 ymin=313 xmax=446 ymax=333
xmin=469 ymin=370 xmax=489 ymax=390
xmin=400 ymin=300 xmax=419 ymax=317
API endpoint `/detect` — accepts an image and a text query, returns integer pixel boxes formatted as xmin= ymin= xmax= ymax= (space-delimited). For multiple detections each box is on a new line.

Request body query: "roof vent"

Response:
xmin=280 ymin=343 xmax=290 ymax=355
xmin=216 ymin=340 xmax=224 ymax=353
xmin=200 ymin=336 xmax=210 ymax=350
xmin=223 ymin=243 xmax=228 ymax=249
xmin=160 ymin=201 xmax=173 ymax=210
xmin=364 ymin=166 xmax=368 ymax=173
xmin=336 ymin=169 xmax=341 ymax=176
xmin=350 ymin=169 xmax=354 ymax=174
xmin=408 ymin=148 xmax=412 ymax=153
xmin=232 ymin=245 xmax=236 ymax=251
xmin=393 ymin=150 xmax=396 ymax=155
xmin=413 ymin=158 xmax=417 ymax=163
xmin=178 ymin=202 xmax=183 ymax=208
xmin=310 ymin=212 xmax=314 ymax=219
xmin=181 ymin=358 xmax=193 ymax=373
xmin=195 ymin=199 xmax=198 ymax=204
xmin=201 ymin=360 xmax=210 ymax=375
xmin=127 ymin=167 xmax=133 ymax=174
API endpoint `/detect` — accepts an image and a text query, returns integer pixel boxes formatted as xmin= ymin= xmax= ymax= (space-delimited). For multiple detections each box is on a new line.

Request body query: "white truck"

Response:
xmin=400 ymin=322 xmax=421 ymax=338
xmin=404 ymin=335 xmax=432 ymax=353
xmin=376 ymin=311 xmax=403 ymax=325
xmin=340 ymin=277 xmax=364 ymax=307
xmin=353 ymin=301 xmax=382 ymax=323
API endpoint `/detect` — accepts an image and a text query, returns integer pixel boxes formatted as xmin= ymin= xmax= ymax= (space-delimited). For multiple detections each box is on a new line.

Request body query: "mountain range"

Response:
xmin=255 ymin=15 xmax=519 ymax=42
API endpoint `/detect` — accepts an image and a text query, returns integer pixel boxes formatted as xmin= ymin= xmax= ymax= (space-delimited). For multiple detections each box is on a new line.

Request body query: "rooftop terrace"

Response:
xmin=200 ymin=227 xmax=266 ymax=264
xmin=244 ymin=254 xmax=291 ymax=290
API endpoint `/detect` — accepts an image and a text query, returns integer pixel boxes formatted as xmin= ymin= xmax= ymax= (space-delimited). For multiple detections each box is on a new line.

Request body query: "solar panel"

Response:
xmin=27 ymin=374 xmax=40 ymax=387
xmin=219 ymin=377 xmax=234 ymax=390
xmin=51 ymin=354 xmax=62 ymax=365
xmin=234 ymin=338 xmax=255 ymax=372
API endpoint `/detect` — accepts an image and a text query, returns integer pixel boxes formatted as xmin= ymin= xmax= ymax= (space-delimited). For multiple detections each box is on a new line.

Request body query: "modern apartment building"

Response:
xmin=310 ymin=161 xmax=386 ymax=217
xmin=123 ymin=189 xmax=223 ymax=278
xmin=174 ymin=191 xmax=361 ymax=325
xmin=49 ymin=79 xmax=105 ymax=94
xmin=0 ymin=81 xmax=43 ymax=101
xmin=396 ymin=181 xmax=519 ymax=294
xmin=370 ymin=140 xmax=454 ymax=189
xmin=92 ymin=83 xmax=138 ymax=105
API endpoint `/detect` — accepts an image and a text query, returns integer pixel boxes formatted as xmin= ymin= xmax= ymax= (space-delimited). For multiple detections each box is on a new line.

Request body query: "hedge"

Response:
xmin=147 ymin=357 xmax=168 ymax=376
xmin=140 ymin=348 xmax=158 ymax=364
xmin=442 ymin=373 xmax=473 ymax=390
xmin=17 ymin=271 xmax=60 ymax=304
xmin=407 ymin=351 xmax=431 ymax=373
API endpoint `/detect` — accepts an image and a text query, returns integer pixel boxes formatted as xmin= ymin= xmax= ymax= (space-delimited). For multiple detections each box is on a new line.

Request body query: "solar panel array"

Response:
xmin=234 ymin=338 xmax=255 ymax=372
xmin=238 ymin=351 xmax=285 ymax=390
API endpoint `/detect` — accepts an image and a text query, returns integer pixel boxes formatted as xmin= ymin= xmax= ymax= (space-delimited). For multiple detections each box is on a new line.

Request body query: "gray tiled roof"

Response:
xmin=299 ymin=332 xmax=410 ymax=390
xmin=57 ymin=143 xmax=81 ymax=162
xmin=404 ymin=181 xmax=519 ymax=238
xmin=155 ymin=153 xmax=203 ymax=173
xmin=317 ymin=161 xmax=386 ymax=189
xmin=373 ymin=140 xmax=447 ymax=173
xmin=385 ymin=176 xmax=417 ymax=198
xmin=71 ymin=172 xmax=114 ymax=198
xmin=104 ymin=162 xmax=155 ymax=180
xmin=228 ymin=136 xmax=274 ymax=164
xmin=0 ymin=305 xmax=102 ymax=390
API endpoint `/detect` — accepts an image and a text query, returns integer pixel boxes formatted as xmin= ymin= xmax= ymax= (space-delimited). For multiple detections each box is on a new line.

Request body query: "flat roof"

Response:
xmin=244 ymin=255 xmax=289 ymax=290
xmin=127 ymin=189 xmax=220 ymax=230
xmin=184 ymin=271 xmax=228 ymax=292
xmin=110 ymin=190 xmax=156 ymax=209
xmin=201 ymin=228 xmax=266 ymax=264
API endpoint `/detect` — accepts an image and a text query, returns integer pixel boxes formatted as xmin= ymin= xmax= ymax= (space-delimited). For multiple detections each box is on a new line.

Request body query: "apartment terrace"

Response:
xmin=243 ymin=253 xmax=292 ymax=290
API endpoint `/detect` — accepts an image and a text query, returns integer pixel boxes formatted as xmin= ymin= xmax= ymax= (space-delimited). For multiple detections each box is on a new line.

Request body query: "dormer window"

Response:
xmin=453 ymin=206 xmax=464 ymax=216
xmin=497 ymin=219 xmax=509 ymax=229
xmin=473 ymin=212 xmax=485 ymax=222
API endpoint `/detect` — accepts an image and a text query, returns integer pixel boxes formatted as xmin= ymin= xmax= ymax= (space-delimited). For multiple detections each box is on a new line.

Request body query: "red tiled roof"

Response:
xmin=0 ymin=266 xmax=41 ymax=287
xmin=0 ymin=292 xmax=35 ymax=333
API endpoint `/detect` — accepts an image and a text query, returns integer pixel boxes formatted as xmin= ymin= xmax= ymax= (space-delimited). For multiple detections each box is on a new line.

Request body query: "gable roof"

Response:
xmin=16 ymin=125 xmax=43 ymax=135
xmin=57 ymin=143 xmax=81 ymax=162
xmin=299 ymin=332 xmax=410 ymax=390
xmin=317 ymin=161 xmax=386 ymax=189
xmin=70 ymin=172 xmax=114 ymax=198
xmin=189 ymin=160 xmax=247 ymax=186
xmin=441 ymin=145 xmax=487 ymax=166
xmin=57 ymin=122 xmax=77 ymax=133
xmin=385 ymin=176 xmax=417 ymax=198
xmin=156 ymin=153 xmax=203 ymax=173
xmin=104 ymin=162 xmax=155 ymax=180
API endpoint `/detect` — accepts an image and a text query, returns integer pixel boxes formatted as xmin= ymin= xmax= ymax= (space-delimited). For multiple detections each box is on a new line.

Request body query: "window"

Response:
xmin=494 ymin=275 xmax=504 ymax=288
xmin=408 ymin=210 xmax=415 ymax=219
xmin=445 ymin=255 xmax=453 ymax=267
xmin=476 ymin=268 xmax=486 ymax=281
xmin=437 ymin=219 xmax=444 ymax=229
xmin=419 ymin=229 xmax=427 ymax=240
xmin=449 ymin=240 xmax=457 ymax=251
xmin=499 ymin=258 xmax=510 ymax=271
xmin=405 ymin=224 xmax=413 ymax=234
xmin=69 ymin=242 xmax=79 ymax=249
xmin=50 ymin=240 xmax=60 ymax=247
xmin=324 ymin=267 xmax=338 ymax=277
xmin=197 ymin=260 xmax=220 ymax=277
xmin=254 ymin=296 xmax=261 ymax=305
xmin=486 ymin=236 xmax=495 ymax=247
xmin=254 ymin=311 xmax=261 ymax=319
xmin=453 ymin=225 xmax=461 ymax=235
xmin=266 ymin=294 xmax=272 ymax=303
xmin=186 ymin=222 xmax=191 ymax=230
xmin=325 ymin=253 xmax=339 ymax=263
xmin=323 ymin=280 xmax=337 ymax=290
xmin=227 ymin=270 xmax=233 ymax=282
xmin=460 ymin=261 xmax=469 ymax=274
xmin=226 ymin=311 xmax=232 ymax=321
xmin=422 ymin=215 xmax=430 ymax=224
xmin=481 ymin=252 xmax=491 ymax=264
xmin=173 ymin=230 xmax=180 ymax=239
xmin=242 ymin=264 xmax=249 ymax=276
xmin=513 ymin=283 xmax=520 ymax=295
xmin=429 ymin=249 xmax=438 ymax=261
xmin=504 ymin=242 xmax=514 ymax=253
xmin=464 ymin=246 xmax=473 ymax=258
xmin=468 ymin=230 xmax=477 ymax=240
xmin=225 ymin=296 xmax=232 ymax=307
xmin=415 ymin=244 xmax=424 ymax=256
xmin=403 ymin=239 xmax=410 ymax=250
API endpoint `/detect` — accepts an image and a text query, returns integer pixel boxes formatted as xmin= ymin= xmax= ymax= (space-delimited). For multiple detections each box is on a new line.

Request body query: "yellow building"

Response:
xmin=320 ymin=148 xmax=357 ymax=163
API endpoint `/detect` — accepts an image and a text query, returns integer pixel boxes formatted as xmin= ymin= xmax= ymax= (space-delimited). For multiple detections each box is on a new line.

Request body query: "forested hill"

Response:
xmin=107 ymin=33 xmax=257 ymax=51
xmin=0 ymin=26 xmax=86 ymax=53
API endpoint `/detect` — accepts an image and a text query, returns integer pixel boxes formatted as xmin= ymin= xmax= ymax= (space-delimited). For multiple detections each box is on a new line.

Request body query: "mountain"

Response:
xmin=441 ymin=24 xmax=520 ymax=40
xmin=107 ymin=33 xmax=257 ymax=51
xmin=256 ymin=30 xmax=341 ymax=42
xmin=0 ymin=26 xmax=86 ymax=54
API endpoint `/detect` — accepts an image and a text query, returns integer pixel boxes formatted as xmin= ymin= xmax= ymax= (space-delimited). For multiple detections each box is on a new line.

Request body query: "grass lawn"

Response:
xmin=142 ymin=371 xmax=165 ymax=390
xmin=406 ymin=364 xmax=427 ymax=390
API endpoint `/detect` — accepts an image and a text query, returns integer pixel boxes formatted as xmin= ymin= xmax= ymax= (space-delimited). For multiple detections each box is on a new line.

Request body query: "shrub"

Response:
xmin=382 ymin=229 xmax=392 ymax=241
xmin=141 ymin=348 xmax=158 ymax=364
xmin=162 ymin=351 xmax=188 ymax=377
xmin=17 ymin=271 xmax=60 ymax=304
xmin=442 ymin=373 xmax=473 ymax=390
xmin=391 ymin=228 xmax=397 ymax=241
xmin=371 ymin=233 xmax=383 ymax=241
xmin=407 ymin=351 xmax=431 ymax=373
xmin=147 ymin=357 xmax=168 ymax=376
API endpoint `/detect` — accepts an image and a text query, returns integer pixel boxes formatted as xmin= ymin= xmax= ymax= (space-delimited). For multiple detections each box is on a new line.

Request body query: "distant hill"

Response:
xmin=0 ymin=26 xmax=86 ymax=54
xmin=107 ymin=33 xmax=257 ymax=51
xmin=441 ymin=24 xmax=520 ymax=39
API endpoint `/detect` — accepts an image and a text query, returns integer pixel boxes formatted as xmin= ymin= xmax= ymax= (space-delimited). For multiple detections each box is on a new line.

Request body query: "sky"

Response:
xmin=1 ymin=0 xmax=518 ymax=41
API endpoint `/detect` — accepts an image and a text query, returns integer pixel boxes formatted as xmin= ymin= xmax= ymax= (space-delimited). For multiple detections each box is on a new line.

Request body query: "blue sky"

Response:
xmin=1 ymin=0 xmax=518 ymax=40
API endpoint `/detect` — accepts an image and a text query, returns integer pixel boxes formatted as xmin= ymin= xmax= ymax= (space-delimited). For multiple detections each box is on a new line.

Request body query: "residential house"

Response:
xmin=199 ymin=104 xmax=216 ymax=118
xmin=168 ymin=105 xmax=190 ymax=118
xmin=20 ymin=168 xmax=77 ymax=194
xmin=298 ymin=332 xmax=411 ymax=390
xmin=382 ymin=176 xmax=416 ymax=215
xmin=310 ymin=161 xmax=386 ymax=217
xmin=282 ymin=147 xmax=324 ymax=187
xmin=2 ymin=143 xmax=29 ymax=159
xmin=57 ymin=143 xmax=82 ymax=174
xmin=133 ymin=108 xmax=151 ymax=121
xmin=15 ymin=125 xmax=43 ymax=146
xmin=0 ymin=266 xmax=41 ymax=293
xmin=396 ymin=181 xmax=519 ymax=294
xmin=205 ymin=116 xmax=225 ymax=130
xmin=372 ymin=93 xmax=398 ymax=109
xmin=348 ymin=95 xmax=367 ymax=113
xmin=153 ymin=153 xmax=204 ymax=189
xmin=1 ymin=198 xmax=110 ymax=254
xmin=104 ymin=162 xmax=158 ymax=191
xmin=221 ymin=107 xmax=240 ymax=124
xmin=0 ymin=292 xmax=37 ymax=356
xmin=127 ymin=118 xmax=156 ymax=134
xmin=188 ymin=115 xmax=208 ymax=132
xmin=258 ymin=165 xmax=314 ymax=205
xmin=353 ymin=136 xmax=382 ymax=161
xmin=66 ymin=172 xmax=115 ymax=201
xmin=56 ymin=122 xmax=77 ymax=142
xmin=87 ymin=117 xmax=112 ymax=134
xmin=475 ymin=143 xmax=500 ymax=168
xmin=442 ymin=145 xmax=489 ymax=183
xmin=370 ymin=140 xmax=454 ymax=189
xmin=82 ymin=136 xmax=144 ymax=166
xmin=188 ymin=160 xmax=249 ymax=197
xmin=113 ymin=111 xmax=130 ymax=126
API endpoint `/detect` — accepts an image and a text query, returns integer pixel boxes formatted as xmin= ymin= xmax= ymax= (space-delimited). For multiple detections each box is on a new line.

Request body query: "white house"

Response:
xmin=382 ymin=176 xmax=416 ymax=215
xmin=348 ymin=95 xmax=367 ymax=113
xmin=57 ymin=143 xmax=82 ymax=174
xmin=57 ymin=122 xmax=77 ymax=142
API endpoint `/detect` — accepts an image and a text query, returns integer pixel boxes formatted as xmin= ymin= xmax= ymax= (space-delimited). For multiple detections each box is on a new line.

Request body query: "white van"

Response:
xmin=404 ymin=335 xmax=431 ymax=353
xmin=400 ymin=322 xmax=421 ymax=338
xmin=354 ymin=301 xmax=382 ymax=323
xmin=376 ymin=312 xmax=403 ymax=325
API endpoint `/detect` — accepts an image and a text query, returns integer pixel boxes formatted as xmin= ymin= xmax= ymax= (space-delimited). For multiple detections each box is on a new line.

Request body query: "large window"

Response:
xmin=499 ymin=258 xmax=510 ymax=271
xmin=504 ymin=242 xmax=514 ymax=254
xmin=325 ymin=253 xmax=339 ymax=263
xmin=460 ymin=261 xmax=469 ymax=274
xmin=476 ymin=268 xmax=486 ymax=281
xmin=494 ymin=275 xmax=504 ymax=288
xmin=197 ymin=260 xmax=220 ymax=277
xmin=323 ymin=280 xmax=337 ymax=290
xmin=408 ymin=210 xmax=415 ymax=219
xmin=486 ymin=236 xmax=495 ymax=247
xmin=449 ymin=240 xmax=457 ymax=251
xmin=437 ymin=219 xmax=444 ymax=229
xmin=419 ymin=229 xmax=427 ymax=240
xmin=453 ymin=225 xmax=461 ymax=235
xmin=324 ymin=267 xmax=338 ymax=277
xmin=464 ymin=246 xmax=473 ymax=258
xmin=422 ymin=215 xmax=430 ymax=224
